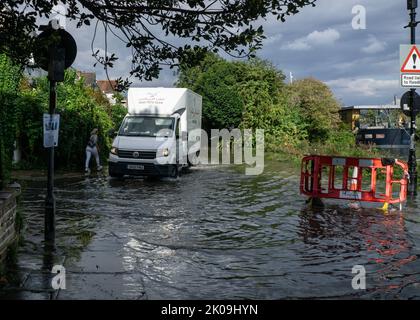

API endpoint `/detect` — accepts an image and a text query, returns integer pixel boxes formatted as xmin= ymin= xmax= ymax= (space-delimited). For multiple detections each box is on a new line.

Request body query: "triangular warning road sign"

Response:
xmin=401 ymin=45 xmax=420 ymax=73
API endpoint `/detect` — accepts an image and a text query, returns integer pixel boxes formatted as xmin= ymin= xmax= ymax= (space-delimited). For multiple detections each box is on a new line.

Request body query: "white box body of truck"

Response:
xmin=108 ymin=88 xmax=202 ymax=177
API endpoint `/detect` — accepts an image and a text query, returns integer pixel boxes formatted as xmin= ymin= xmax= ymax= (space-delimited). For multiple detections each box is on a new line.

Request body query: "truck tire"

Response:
xmin=170 ymin=165 xmax=179 ymax=178
xmin=109 ymin=168 xmax=124 ymax=179
xmin=187 ymin=150 xmax=200 ymax=167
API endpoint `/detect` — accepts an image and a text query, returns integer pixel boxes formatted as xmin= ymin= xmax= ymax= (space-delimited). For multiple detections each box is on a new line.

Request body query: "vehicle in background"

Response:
xmin=340 ymin=104 xmax=410 ymax=157
xmin=108 ymin=88 xmax=202 ymax=178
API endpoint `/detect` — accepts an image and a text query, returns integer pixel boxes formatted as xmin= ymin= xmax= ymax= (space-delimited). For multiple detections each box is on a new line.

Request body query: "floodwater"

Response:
xmin=1 ymin=160 xmax=420 ymax=299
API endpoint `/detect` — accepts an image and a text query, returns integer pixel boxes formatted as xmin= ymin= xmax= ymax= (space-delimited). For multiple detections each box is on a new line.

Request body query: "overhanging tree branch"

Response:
xmin=0 ymin=0 xmax=316 ymax=90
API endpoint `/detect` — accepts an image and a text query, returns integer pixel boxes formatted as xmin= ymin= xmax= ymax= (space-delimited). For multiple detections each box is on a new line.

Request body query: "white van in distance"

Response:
xmin=108 ymin=88 xmax=202 ymax=178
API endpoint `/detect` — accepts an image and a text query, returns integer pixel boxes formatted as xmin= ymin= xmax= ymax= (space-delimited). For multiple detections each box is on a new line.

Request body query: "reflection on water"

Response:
xmin=298 ymin=207 xmax=419 ymax=298
xmin=1 ymin=161 xmax=420 ymax=299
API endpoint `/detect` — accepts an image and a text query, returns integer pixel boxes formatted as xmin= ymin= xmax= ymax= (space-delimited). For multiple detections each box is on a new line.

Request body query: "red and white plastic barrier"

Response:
xmin=300 ymin=156 xmax=409 ymax=204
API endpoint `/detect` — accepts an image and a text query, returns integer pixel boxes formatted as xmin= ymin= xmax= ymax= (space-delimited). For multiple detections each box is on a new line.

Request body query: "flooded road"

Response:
xmin=1 ymin=160 xmax=420 ymax=299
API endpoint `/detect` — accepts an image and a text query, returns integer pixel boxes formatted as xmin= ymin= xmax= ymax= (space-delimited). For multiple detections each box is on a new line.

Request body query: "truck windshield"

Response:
xmin=119 ymin=116 xmax=174 ymax=137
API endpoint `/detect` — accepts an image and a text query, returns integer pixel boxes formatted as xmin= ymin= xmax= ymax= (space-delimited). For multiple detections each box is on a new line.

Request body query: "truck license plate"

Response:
xmin=127 ymin=164 xmax=144 ymax=170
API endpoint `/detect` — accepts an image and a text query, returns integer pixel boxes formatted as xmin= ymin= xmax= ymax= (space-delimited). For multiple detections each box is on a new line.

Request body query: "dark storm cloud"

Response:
xmin=259 ymin=0 xmax=408 ymax=105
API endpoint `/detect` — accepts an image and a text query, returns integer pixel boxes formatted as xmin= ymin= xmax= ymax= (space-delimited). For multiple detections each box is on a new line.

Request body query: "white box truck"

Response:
xmin=108 ymin=88 xmax=202 ymax=178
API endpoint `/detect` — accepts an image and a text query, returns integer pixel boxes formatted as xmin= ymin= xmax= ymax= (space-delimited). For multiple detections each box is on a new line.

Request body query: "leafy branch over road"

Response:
xmin=0 ymin=0 xmax=316 ymax=89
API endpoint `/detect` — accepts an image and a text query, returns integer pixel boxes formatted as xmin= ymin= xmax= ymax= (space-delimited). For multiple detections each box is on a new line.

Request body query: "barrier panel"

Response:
xmin=300 ymin=156 xmax=409 ymax=204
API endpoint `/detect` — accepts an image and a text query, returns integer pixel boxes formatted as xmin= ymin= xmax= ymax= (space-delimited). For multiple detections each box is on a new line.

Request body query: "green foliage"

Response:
xmin=234 ymin=59 xmax=286 ymax=99
xmin=178 ymin=54 xmax=308 ymax=150
xmin=15 ymin=70 xmax=126 ymax=170
xmin=177 ymin=54 xmax=286 ymax=133
xmin=178 ymin=55 xmax=244 ymax=131
xmin=15 ymin=85 xmax=46 ymax=167
xmin=235 ymin=62 xmax=304 ymax=152
xmin=178 ymin=53 xmax=374 ymax=159
xmin=88 ymin=88 xmax=127 ymax=130
xmin=177 ymin=53 xmax=222 ymax=88
xmin=107 ymin=94 xmax=130 ymax=131
xmin=308 ymin=124 xmax=382 ymax=158
xmin=0 ymin=54 xmax=21 ymax=187
xmin=288 ymin=78 xmax=341 ymax=143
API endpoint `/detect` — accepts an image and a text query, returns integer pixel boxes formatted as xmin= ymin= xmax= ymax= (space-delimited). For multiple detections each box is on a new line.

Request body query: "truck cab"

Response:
xmin=108 ymin=88 xmax=202 ymax=178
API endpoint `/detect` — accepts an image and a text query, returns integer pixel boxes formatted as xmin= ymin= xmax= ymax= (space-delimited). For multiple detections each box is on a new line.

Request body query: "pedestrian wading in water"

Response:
xmin=85 ymin=128 xmax=103 ymax=173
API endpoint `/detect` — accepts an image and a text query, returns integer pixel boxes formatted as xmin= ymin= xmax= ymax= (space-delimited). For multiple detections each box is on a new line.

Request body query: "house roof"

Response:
xmin=76 ymin=71 xmax=96 ymax=87
xmin=96 ymin=80 xmax=117 ymax=93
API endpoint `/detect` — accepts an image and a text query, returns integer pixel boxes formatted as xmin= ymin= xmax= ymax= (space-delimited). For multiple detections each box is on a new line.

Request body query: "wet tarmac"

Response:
xmin=1 ymin=161 xmax=420 ymax=299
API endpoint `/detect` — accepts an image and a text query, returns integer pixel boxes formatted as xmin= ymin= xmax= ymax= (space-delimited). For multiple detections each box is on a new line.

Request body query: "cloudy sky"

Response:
xmin=61 ymin=0 xmax=412 ymax=106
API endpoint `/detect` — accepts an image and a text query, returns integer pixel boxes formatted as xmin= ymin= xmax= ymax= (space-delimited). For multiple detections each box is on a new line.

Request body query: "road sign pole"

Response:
xmin=35 ymin=22 xmax=77 ymax=244
xmin=408 ymin=1 xmax=418 ymax=196
xmin=45 ymin=79 xmax=56 ymax=243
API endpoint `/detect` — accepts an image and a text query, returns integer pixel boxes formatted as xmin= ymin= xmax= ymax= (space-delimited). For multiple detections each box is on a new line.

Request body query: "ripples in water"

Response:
xmin=2 ymin=161 xmax=420 ymax=299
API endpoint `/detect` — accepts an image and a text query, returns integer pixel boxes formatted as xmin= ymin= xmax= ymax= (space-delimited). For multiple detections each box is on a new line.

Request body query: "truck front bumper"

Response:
xmin=108 ymin=161 xmax=176 ymax=177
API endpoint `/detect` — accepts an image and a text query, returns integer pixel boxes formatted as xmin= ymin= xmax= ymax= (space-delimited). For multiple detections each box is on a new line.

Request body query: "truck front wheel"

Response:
xmin=109 ymin=168 xmax=124 ymax=179
xmin=187 ymin=150 xmax=200 ymax=167
xmin=170 ymin=165 xmax=179 ymax=178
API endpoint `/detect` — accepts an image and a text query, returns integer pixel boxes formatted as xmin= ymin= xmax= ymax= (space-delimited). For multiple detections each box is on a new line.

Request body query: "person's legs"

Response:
xmin=85 ymin=148 xmax=92 ymax=172
xmin=92 ymin=147 xmax=103 ymax=170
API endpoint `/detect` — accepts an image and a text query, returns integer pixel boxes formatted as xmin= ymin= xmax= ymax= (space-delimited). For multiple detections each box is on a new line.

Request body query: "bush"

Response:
xmin=105 ymin=93 xmax=127 ymax=130
xmin=0 ymin=54 xmax=21 ymax=187
xmin=287 ymin=78 xmax=341 ymax=143
xmin=177 ymin=54 xmax=287 ymax=135
xmin=177 ymin=53 xmax=376 ymax=160
xmin=15 ymin=86 xmax=46 ymax=167
xmin=15 ymin=70 xmax=125 ymax=170
xmin=178 ymin=55 xmax=244 ymax=131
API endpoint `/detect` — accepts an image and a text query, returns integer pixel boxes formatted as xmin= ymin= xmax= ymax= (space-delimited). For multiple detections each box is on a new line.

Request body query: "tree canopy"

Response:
xmin=177 ymin=53 xmax=349 ymax=155
xmin=288 ymin=78 xmax=341 ymax=142
xmin=177 ymin=53 xmax=286 ymax=132
xmin=0 ymin=0 xmax=316 ymax=88
xmin=15 ymin=69 xmax=127 ymax=169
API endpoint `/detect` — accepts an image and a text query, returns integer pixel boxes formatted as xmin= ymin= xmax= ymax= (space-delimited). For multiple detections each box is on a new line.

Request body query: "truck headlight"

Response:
xmin=163 ymin=148 xmax=170 ymax=157
xmin=110 ymin=147 xmax=118 ymax=155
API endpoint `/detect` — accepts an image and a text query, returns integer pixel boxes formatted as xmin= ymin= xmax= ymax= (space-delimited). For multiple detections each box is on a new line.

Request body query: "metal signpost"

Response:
xmin=400 ymin=90 xmax=420 ymax=116
xmin=34 ymin=22 xmax=77 ymax=243
xmin=401 ymin=0 xmax=420 ymax=196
